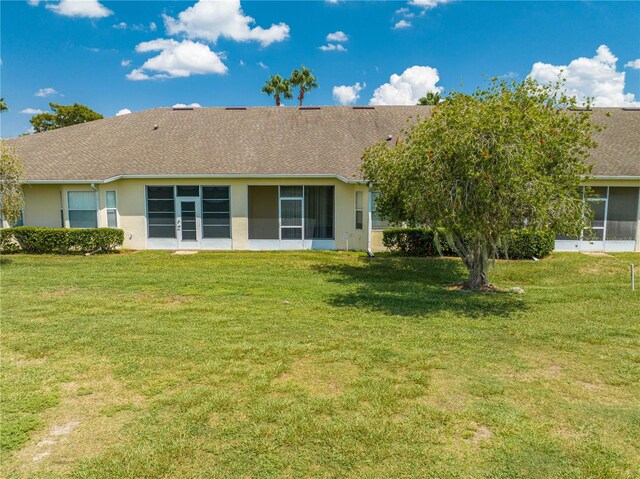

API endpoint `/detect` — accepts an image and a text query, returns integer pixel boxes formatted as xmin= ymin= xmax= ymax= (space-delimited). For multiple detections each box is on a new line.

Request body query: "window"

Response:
xmin=67 ymin=191 xmax=98 ymax=228
xmin=584 ymin=187 xmax=607 ymax=241
xmin=355 ymin=191 xmax=363 ymax=230
xmin=606 ymin=187 xmax=639 ymax=241
xmin=305 ymin=186 xmax=334 ymax=239
xmin=147 ymin=186 xmax=175 ymax=238
xmin=202 ymin=186 xmax=231 ymax=238
xmin=177 ymin=185 xmax=199 ymax=197
xmin=106 ymin=191 xmax=117 ymax=228
xmin=280 ymin=186 xmax=303 ymax=240
xmin=371 ymin=191 xmax=391 ymax=230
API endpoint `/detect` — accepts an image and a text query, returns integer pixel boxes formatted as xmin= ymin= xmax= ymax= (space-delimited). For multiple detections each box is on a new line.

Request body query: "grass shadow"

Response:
xmin=312 ymin=254 xmax=527 ymax=319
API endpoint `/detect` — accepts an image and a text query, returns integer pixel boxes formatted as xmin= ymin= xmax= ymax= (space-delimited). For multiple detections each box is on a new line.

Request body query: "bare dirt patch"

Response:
xmin=273 ymin=357 xmax=359 ymax=397
xmin=464 ymin=421 xmax=493 ymax=444
xmin=7 ymin=371 xmax=145 ymax=477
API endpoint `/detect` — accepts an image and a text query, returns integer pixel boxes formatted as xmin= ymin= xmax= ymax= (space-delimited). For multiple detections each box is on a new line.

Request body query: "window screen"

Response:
xmin=147 ymin=186 xmax=175 ymax=238
xmin=106 ymin=191 xmax=117 ymax=228
xmin=202 ymin=186 xmax=230 ymax=238
xmin=304 ymin=186 xmax=334 ymax=239
xmin=67 ymin=191 xmax=98 ymax=228
xmin=371 ymin=191 xmax=391 ymax=230
xmin=606 ymin=187 xmax=639 ymax=241
xmin=355 ymin=191 xmax=363 ymax=230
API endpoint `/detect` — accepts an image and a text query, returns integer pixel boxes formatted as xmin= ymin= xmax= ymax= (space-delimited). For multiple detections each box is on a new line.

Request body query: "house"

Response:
xmin=5 ymin=106 xmax=640 ymax=252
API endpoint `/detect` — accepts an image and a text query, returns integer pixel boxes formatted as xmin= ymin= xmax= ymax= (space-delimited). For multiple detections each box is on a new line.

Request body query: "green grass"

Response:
xmin=1 ymin=251 xmax=639 ymax=478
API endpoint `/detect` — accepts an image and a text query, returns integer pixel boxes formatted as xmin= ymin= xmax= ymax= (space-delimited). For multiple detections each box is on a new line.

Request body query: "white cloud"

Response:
xmin=332 ymin=82 xmax=365 ymax=105
xmin=325 ymin=0 xmax=343 ymax=3
xmin=624 ymin=59 xmax=640 ymax=69
xmin=27 ymin=0 xmax=41 ymax=6
xmin=529 ymin=45 xmax=639 ymax=107
xmin=149 ymin=21 xmax=157 ymax=31
xmin=126 ymin=69 xmax=151 ymax=81
xmin=370 ymin=65 xmax=443 ymax=105
xmin=393 ymin=20 xmax=412 ymax=29
xmin=127 ymin=38 xmax=228 ymax=81
xmin=319 ymin=43 xmax=347 ymax=52
xmin=46 ymin=0 xmax=113 ymax=18
xmin=34 ymin=87 xmax=59 ymax=97
xmin=121 ymin=59 xmax=131 ymax=67
xmin=20 ymin=108 xmax=46 ymax=114
xmin=172 ymin=103 xmax=202 ymax=108
xmin=114 ymin=21 xmax=153 ymax=32
xmin=113 ymin=21 xmax=127 ymax=29
xmin=257 ymin=61 xmax=268 ymax=69
xmin=326 ymin=31 xmax=348 ymax=42
xmin=409 ymin=0 xmax=451 ymax=8
xmin=163 ymin=0 xmax=290 ymax=47
xmin=115 ymin=108 xmax=132 ymax=116
xmin=395 ymin=7 xmax=414 ymax=18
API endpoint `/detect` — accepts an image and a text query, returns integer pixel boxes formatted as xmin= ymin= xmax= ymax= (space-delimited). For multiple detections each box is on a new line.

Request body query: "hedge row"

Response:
xmin=0 ymin=227 xmax=124 ymax=254
xmin=382 ymin=227 xmax=555 ymax=260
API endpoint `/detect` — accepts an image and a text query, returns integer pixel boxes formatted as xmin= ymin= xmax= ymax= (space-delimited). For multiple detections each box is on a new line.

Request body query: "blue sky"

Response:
xmin=1 ymin=0 xmax=639 ymax=137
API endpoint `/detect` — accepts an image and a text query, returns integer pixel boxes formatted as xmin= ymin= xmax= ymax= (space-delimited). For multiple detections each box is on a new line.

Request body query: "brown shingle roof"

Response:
xmin=6 ymin=106 xmax=640 ymax=182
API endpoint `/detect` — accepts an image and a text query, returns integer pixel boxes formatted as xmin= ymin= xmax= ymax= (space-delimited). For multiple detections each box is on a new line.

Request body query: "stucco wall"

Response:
xmin=22 ymin=184 xmax=63 ymax=227
xmin=32 ymin=178 xmax=372 ymax=251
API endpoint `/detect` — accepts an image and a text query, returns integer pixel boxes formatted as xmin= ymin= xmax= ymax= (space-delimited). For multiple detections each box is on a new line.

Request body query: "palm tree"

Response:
xmin=289 ymin=66 xmax=318 ymax=106
xmin=417 ymin=92 xmax=441 ymax=105
xmin=261 ymin=75 xmax=293 ymax=107
xmin=0 ymin=98 xmax=7 ymax=112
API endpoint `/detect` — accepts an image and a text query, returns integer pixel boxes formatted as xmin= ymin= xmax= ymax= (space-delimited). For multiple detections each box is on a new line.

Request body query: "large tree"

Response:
xmin=0 ymin=141 xmax=24 ymax=225
xmin=0 ymin=98 xmax=8 ymax=112
xmin=289 ymin=66 xmax=318 ymax=106
xmin=30 ymin=102 xmax=103 ymax=133
xmin=362 ymin=78 xmax=600 ymax=290
xmin=261 ymin=75 xmax=293 ymax=107
xmin=417 ymin=92 xmax=441 ymax=105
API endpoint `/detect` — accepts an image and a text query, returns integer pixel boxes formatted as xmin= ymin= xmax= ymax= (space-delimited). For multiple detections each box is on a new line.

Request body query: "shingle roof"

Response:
xmin=6 ymin=106 xmax=640 ymax=183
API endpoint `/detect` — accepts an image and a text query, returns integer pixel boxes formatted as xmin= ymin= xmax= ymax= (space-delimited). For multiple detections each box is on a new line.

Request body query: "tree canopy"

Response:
xmin=289 ymin=66 xmax=319 ymax=106
xmin=29 ymin=102 xmax=103 ymax=133
xmin=261 ymin=75 xmax=293 ymax=107
xmin=417 ymin=92 xmax=441 ymax=105
xmin=362 ymin=78 xmax=600 ymax=289
xmin=0 ymin=98 xmax=8 ymax=112
xmin=0 ymin=141 xmax=24 ymax=225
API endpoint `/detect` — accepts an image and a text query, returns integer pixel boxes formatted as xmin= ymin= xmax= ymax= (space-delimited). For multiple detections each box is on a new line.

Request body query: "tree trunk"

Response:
xmin=275 ymin=94 xmax=281 ymax=107
xmin=298 ymin=88 xmax=305 ymax=106
xmin=462 ymin=241 xmax=490 ymax=289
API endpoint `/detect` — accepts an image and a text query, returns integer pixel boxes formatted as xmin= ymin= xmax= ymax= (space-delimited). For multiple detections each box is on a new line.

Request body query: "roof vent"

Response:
xmin=153 ymin=124 xmax=159 ymax=130
xmin=225 ymin=107 xmax=247 ymax=111
xmin=172 ymin=107 xmax=194 ymax=111
xmin=386 ymin=135 xmax=393 ymax=141
xmin=299 ymin=106 xmax=321 ymax=110
xmin=353 ymin=106 xmax=375 ymax=110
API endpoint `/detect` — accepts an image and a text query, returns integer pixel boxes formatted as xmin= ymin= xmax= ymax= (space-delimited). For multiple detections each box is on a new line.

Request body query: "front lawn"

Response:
xmin=1 ymin=251 xmax=639 ymax=478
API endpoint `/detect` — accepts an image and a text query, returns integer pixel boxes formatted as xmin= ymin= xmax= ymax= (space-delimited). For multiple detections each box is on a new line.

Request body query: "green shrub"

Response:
xmin=0 ymin=227 xmax=124 ymax=254
xmin=382 ymin=227 xmax=455 ymax=256
xmin=383 ymin=227 xmax=554 ymax=260
xmin=505 ymin=228 xmax=555 ymax=260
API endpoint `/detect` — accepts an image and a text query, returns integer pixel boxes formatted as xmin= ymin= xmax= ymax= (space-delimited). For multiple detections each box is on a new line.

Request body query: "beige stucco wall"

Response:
xmin=29 ymin=178 xmax=372 ymax=251
xmin=21 ymin=184 xmax=63 ymax=227
xmin=17 ymin=178 xmax=640 ymax=252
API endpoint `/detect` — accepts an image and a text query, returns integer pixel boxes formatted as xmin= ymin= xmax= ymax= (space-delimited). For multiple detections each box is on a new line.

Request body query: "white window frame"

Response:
xmin=67 ymin=190 xmax=99 ymax=229
xmin=355 ymin=191 xmax=364 ymax=230
xmin=279 ymin=186 xmax=304 ymax=240
xmin=105 ymin=190 xmax=118 ymax=228
xmin=583 ymin=186 xmax=608 ymax=242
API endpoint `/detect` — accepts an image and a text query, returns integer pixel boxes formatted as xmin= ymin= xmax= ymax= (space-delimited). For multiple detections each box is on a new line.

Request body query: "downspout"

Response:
xmin=367 ymin=182 xmax=374 ymax=257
